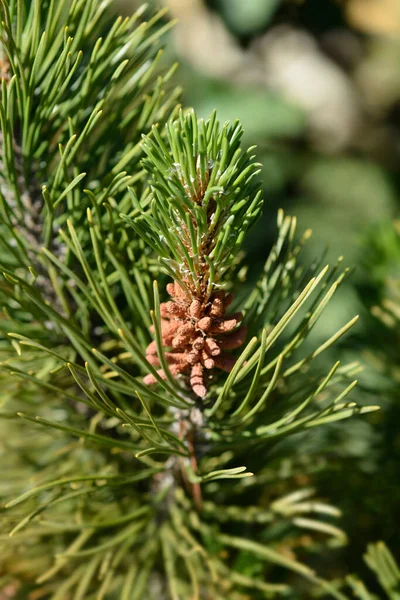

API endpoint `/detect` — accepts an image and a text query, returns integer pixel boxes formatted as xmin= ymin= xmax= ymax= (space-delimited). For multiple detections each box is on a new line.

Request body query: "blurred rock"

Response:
xmin=164 ymin=0 xmax=261 ymax=83
xmin=255 ymin=26 xmax=362 ymax=152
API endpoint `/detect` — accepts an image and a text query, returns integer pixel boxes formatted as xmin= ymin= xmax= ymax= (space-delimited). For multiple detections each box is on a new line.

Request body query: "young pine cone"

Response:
xmin=144 ymin=283 xmax=247 ymax=398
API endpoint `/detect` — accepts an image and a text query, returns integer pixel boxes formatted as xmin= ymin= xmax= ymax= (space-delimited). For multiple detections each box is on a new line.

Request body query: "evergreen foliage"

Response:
xmin=345 ymin=543 xmax=400 ymax=600
xmin=0 ymin=1 xmax=389 ymax=599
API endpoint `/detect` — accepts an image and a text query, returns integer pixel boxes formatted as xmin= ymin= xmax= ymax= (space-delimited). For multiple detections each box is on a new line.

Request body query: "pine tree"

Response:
xmin=0 ymin=1 xmax=381 ymax=598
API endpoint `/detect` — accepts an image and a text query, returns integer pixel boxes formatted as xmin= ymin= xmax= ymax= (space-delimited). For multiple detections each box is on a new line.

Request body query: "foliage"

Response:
xmin=345 ymin=542 xmax=400 ymax=600
xmin=0 ymin=1 xmax=389 ymax=599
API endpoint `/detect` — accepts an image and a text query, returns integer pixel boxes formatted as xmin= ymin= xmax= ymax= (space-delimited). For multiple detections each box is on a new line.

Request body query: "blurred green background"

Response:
xmin=120 ymin=0 xmax=400 ymax=587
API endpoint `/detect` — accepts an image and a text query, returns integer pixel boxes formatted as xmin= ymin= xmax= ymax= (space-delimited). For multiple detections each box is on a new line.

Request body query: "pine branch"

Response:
xmin=0 ymin=2 xmax=384 ymax=599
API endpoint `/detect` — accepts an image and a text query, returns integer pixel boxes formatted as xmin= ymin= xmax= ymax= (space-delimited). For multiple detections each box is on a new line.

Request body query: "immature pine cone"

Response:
xmin=144 ymin=283 xmax=247 ymax=397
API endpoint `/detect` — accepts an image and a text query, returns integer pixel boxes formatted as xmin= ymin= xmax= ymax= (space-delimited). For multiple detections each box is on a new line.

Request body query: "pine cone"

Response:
xmin=144 ymin=283 xmax=247 ymax=397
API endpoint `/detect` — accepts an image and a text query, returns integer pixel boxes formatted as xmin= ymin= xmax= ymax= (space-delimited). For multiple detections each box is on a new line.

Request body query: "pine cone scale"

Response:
xmin=144 ymin=283 xmax=246 ymax=397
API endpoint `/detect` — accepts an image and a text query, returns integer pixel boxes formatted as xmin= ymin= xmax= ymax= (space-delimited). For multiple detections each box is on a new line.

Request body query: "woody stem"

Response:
xmin=178 ymin=421 xmax=203 ymax=512
xmin=187 ymin=431 xmax=203 ymax=512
